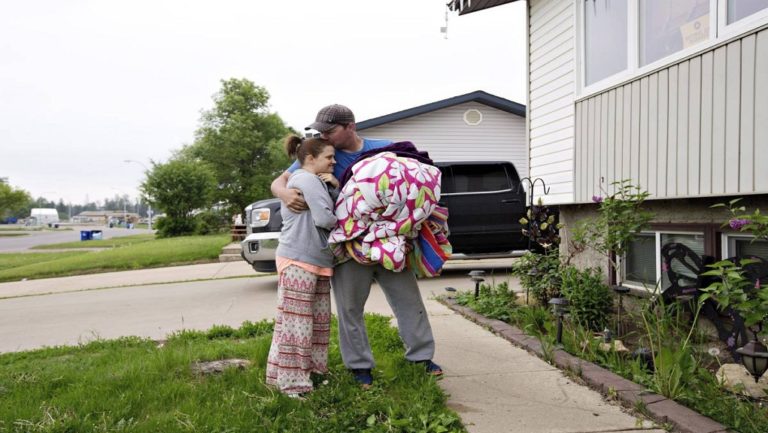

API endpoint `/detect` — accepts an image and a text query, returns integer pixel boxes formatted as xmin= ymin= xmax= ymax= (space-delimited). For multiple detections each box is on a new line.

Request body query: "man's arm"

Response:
xmin=271 ymin=171 xmax=307 ymax=212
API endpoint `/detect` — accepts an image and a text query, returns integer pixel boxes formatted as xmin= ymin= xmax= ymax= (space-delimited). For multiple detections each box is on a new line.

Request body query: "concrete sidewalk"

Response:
xmin=0 ymin=262 xmax=663 ymax=433
xmin=0 ymin=261 xmax=259 ymax=298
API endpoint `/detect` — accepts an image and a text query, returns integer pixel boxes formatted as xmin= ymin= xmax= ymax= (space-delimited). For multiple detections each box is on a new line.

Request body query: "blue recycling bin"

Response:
xmin=80 ymin=230 xmax=93 ymax=241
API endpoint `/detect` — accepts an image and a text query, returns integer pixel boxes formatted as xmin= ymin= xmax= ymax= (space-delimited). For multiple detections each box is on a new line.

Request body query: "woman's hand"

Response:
xmin=318 ymin=173 xmax=339 ymax=189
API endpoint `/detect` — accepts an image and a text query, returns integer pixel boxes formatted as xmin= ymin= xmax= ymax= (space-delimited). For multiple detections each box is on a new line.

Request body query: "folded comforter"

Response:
xmin=328 ymin=151 xmax=451 ymax=277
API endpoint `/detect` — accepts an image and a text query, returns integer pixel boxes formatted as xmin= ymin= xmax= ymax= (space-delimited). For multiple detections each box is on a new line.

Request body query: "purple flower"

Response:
xmin=729 ymin=218 xmax=750 ymax=230
xmin=727 ymin=336 xmax=736 ymax=348
xmin=592 ymin=195 xmax=603 ymax=204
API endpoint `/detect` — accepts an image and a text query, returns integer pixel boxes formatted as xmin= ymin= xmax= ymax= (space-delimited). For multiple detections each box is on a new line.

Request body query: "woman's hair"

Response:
xmin=284 ymin=135 xmax=332 ymax=165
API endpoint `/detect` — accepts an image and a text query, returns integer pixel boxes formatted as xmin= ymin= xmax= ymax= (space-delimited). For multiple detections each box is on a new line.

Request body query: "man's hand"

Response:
xmin=282 ymin=188 xmax=308 ymax=212
xmin=272 ymin=171 xmax=308 ymax=212
xmin=318 ymin=173 xmax=339 ymax=189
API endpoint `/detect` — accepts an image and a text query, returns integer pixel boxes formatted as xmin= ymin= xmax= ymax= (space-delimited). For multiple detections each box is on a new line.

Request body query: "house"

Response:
xmin=450 ymin=0 xmax=768 ymax=289
xmin=72 ymin=211 xmax=139 ymax=225
xmin=356 ymin=90 xmax=527 ymax=178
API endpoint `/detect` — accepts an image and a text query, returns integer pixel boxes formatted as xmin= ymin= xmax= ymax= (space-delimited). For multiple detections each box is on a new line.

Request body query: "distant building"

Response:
xmin=73 ymin=211 xmax=139 ymax=225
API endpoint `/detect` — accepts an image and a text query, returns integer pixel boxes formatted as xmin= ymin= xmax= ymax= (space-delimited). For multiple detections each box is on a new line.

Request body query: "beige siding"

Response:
xmin=358 ymin=102 xmax=527 ymax=178
xmin=574 ymin=27 xmax=768 ymax=202
xmin=528 ymin=0 xmax=575 ymax=204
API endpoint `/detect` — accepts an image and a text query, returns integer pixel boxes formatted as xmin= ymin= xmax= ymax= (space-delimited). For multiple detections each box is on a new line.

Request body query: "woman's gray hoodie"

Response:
xmin=276 ymin=169 xmax=337 ymax=268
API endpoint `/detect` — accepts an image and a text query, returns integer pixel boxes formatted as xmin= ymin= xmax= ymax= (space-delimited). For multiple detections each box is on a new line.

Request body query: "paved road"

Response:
xmin=0 ymin=225 xmax=154 ymax=252
xmin=0 ymin=268 xmax=512 ymax=353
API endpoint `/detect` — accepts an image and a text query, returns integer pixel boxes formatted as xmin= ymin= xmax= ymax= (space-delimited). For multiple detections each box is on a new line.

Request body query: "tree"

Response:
xmin=183 ymin=78 xmax=292 ymax=218
xmin=0 ymin=183 xmax=32 ymax=220
xmin=140 ymin=159 xmax=216 ymax=237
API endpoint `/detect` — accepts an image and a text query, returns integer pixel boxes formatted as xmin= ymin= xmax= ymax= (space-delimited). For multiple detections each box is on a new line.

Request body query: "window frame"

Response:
xmin=621 ymin=228 xmax=708 ymax=291
xmin=721 ymin=232 xmax=768 ymax=259
xmin=577 ymin=0 xmax=768 ymax=98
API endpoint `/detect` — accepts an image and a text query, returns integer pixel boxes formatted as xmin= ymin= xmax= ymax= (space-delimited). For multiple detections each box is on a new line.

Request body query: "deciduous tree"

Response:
xmin=184 ymin=78 xmax=292 ymax=218
xmin=141 ymin=159 xmax=216 ymax=237
xmin=0 ymin=183 xmax=32 ymax=220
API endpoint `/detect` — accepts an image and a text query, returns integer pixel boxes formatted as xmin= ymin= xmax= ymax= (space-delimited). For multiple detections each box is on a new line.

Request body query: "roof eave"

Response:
xmin=357 ymin=90 xmax=525 ymax=131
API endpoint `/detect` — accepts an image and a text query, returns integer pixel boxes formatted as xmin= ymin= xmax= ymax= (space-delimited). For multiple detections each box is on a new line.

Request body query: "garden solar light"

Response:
xmin=548 ymin=297 xmax=569 ymax=345
xmin=444 ymin=287 xmax=457 ymax=299
xmin=736 ymin=336 xmax=768 ymax=383
xmin=468 ymin=270 xmax=485 ymax=299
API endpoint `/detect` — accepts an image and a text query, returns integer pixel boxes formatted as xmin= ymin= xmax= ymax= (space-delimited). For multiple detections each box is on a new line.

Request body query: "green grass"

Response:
xmin=31 ymin=234 xmax=156 ymax=250
xmin=0 ymin=252 xmax=90 ymax=272
xmin=0 ymin=315 xmax=464 ymax=433
xmin=0 ymin=234 xmax=230 ymax=282
xmin=0 ymin=233 xmax=28 ymax=237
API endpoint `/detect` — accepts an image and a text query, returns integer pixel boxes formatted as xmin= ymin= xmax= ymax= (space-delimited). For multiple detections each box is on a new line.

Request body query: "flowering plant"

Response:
xmin=712 ymin=198 xmax=768 ymax=242
xmin=572 ymin=180 xmax=653 ymax=285
xmin=701 ymin=200 xmax=768 ymax=345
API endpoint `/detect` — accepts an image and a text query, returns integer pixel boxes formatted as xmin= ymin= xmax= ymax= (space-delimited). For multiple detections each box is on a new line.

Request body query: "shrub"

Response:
xmin=195 ymin=209 xmax=229 ymax=235
xmin=513 ymin=250 xmax=561 ymax=305
xmin=560 ymin=266 xmax=612 ymax=331
xmin=154 ymin=215 xmax=197 ymax=238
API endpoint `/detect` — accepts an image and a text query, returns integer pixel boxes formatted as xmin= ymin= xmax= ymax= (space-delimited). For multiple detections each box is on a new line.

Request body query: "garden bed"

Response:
xmin=444 ymin=284 xmax=768 ymax=433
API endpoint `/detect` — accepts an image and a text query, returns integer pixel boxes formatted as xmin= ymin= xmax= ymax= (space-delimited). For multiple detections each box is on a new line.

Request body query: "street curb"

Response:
xmin=440 ymin=298 xmax=730 ymax=433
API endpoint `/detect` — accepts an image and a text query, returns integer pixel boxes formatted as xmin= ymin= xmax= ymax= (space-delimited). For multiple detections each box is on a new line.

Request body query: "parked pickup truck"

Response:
xmin=241 ymin=161 xmax=530 ymax=272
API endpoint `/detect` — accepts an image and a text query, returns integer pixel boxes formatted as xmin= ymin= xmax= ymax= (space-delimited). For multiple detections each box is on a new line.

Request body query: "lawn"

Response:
xmin=0 ymin=234 xmax=231 ymax=282
xmin=31 ymin=234 xmax=156 ymax=249
xmin=0 ymin=315 xmax=464 ymax=433
xmin=0 ymin=252 xmax=90 ymax=272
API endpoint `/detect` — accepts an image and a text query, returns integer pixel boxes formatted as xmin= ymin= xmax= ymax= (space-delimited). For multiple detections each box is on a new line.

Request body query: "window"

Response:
xmin=448 ymin=165 xmax=511 ymax=194
xmin=584 ymin=0 xmax=628 ymax=85
xmin=727 ymin=0 xmax=768 ymax=24
xmin=724 ymin=235 xmax=768 ymax=259
xmin=622 ymin=230 xmax=705 ymax=290
xmin=659 ymin=233 xmax=706 ymax=290
xmin=580 ymin=0 xmax=768 ymax=92
xmin=640 ymin=0 xmax=710 ymax=66
xmin=624 ymin=233 xmax=656 ymax=285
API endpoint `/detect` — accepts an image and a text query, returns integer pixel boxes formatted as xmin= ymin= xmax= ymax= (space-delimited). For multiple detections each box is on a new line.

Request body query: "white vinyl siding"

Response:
xmin=529 ymin=0 xmax=576 ymax=204
xmin=357 ymin=101 xmax=527 ymax=180
xmin=573 ymin=25 xmax=768 ymax=202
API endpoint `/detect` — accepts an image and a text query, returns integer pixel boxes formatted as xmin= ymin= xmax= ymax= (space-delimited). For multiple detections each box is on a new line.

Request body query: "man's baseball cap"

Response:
xmin=305 ymin=104 xmax=355 ymax=132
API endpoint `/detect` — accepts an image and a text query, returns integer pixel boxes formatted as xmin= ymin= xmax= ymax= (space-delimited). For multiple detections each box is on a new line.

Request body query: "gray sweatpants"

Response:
xmin=331 ymin=260 xmax=435 ymax=369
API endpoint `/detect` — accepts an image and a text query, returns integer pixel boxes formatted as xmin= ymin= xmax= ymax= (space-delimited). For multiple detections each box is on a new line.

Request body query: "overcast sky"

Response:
xmin=0 ymin=0 xmax=526 ymax=205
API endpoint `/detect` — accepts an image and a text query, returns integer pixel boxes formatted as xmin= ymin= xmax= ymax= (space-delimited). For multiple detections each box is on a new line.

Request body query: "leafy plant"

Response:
xmin=454 ymin=282 xmax=517 ymax=322
xmin=571 ymin=180 xmax=653 ymax=285
xmin=559 ymin=266 xmax=612 ymax=331
xmin=703 ymin=200 xmax=768 ymax=340
xmin=639 ymin=294 xmax=703 ymax=400
xmin=512 ymin=250 xmax=561 ymax=305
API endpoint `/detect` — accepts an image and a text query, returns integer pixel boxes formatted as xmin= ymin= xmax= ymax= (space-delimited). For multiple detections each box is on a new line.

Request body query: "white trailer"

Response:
xmin=30 ymin=208 xmax=60 ymax=227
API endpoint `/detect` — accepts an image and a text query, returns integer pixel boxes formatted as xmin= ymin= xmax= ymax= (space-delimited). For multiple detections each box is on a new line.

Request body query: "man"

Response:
xmin=271 ymin=104 xmax=442 ymax=387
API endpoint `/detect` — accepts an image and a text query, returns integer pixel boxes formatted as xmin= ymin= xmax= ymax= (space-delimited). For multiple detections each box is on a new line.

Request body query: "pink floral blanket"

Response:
xmin=328 ymin=152 xmax=450 ymax=274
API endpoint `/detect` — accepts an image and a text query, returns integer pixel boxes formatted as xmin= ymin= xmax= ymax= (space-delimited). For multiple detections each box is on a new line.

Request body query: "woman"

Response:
xmin=266 ymin=135 xmax=338 ymax=398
